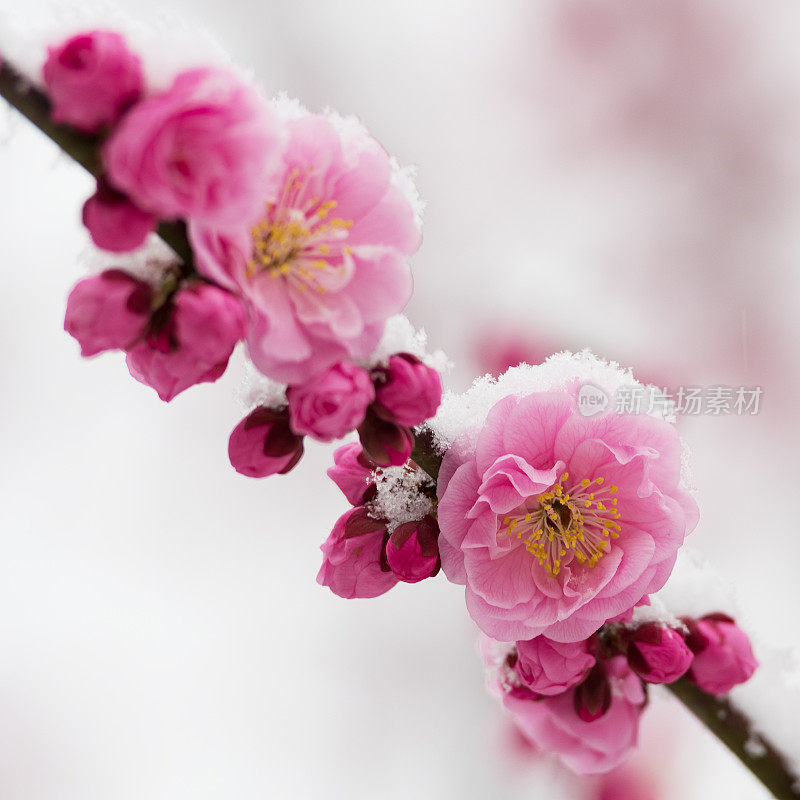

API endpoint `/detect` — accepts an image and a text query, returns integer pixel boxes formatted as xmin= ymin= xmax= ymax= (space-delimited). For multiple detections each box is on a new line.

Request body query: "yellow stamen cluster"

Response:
xmin=246 ymin=169 xmax=353 ymax=292
xmin=500 ymin=472 xmax=621 ymax=577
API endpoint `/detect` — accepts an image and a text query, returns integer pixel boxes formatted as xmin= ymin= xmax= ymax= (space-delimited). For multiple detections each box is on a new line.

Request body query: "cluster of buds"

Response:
xmin=315 ymin=443 xmax=441 ymax=597
xmin=484 ymin=613 xmax=757 ymax=774
xmin=64 ymin=267 xmax=245 ymax=401
xmin=227 ymin=353 xmax=442 ymax=478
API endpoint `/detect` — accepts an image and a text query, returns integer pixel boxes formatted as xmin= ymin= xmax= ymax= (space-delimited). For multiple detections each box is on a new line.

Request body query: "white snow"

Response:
xmin=368 ymin=464 xmax=434 ymax=533
xmin=235 ymin=360 xmax=287 ymax=413
xmin=78 ymin=235 xmax=180 ymax=286
xmin=425 ymin=349 xmax=673 ymax=454
xmin=363 ymin=314 xmax=450 ymax=374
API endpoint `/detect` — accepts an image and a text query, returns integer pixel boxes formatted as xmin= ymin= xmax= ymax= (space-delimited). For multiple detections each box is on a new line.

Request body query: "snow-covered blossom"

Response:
xmin=327 ymin=443 xmax=377 ymax=506
xmin=190 ymin=110 xmax=420 ymax=383
xmin=43 ymin=30 xmax=143 ymax=133
xmin=436 ymin=375 xmax=698 ymax=642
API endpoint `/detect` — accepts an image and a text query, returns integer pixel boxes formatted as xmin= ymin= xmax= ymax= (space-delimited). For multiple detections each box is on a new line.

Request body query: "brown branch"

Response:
xmin=3 ymin=52 xmax=798 ymax=800
xmin=666 ymin=679 xmax=799 ymax=799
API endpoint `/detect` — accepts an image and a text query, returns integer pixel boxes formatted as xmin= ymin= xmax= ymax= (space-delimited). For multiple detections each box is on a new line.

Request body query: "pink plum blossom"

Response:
xmin=437 ymin=391 xmax=699 ymax=642
xmin=43 ymin=30 xmax=143 ymax=133
xmin=373 ymin=353 xmax=442 ymax=427
xmin=104 ymin=68 xmax=284 ymax=227
xmin=684 ymin=614 xmax=758 ymax=695
xmin=515 ymin=635 xmax=596 ymax=696
xmin=626 ymin=623 xmax=693 ymax=684
xmin=82 ymin=177 xmax=156 ymax=252
xmin=504 ymin=656 xmax=646 ymax=774
xmin=190 ymin=112 xmax=420 ymax=383
xmin=287 ymin=361 xmax=374 ymax=442
xmin=327 ymin=443 xmax=377 ymax=506
xmin=126 ymin=282 xmax=245 ymax=401
xmin=64 ymin=269 xmax=152 ymax=356
xmin=317 ymin=507 xmax=398 ymax=599
xmin=228 ymin=406 xmax=304 ymax=478
xmin=385 ymin=515 xmax=440 ymax=582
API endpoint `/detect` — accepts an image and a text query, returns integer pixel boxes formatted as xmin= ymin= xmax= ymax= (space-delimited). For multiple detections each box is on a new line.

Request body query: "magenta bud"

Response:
xmin=327 ymin=443 xmax=378 ymax=506
xmin=317 ymin=507 xmax=397 ymax=599
xmin=357 ymin=409 xmax=414 ymax=467
xmin=126 ymin=282 xmax=245 ymax=401
xmin=64 ymin=268 xmax=152 ymax=356
xmin=373 ymin=353 xmax=442 ymax=427
xmin=385 ymin=514 xmax=440 ymax=583
xmin=683 ymin=614 xmax=758 ymax=696
xmin=228 ymin=406 xmax=304 ymax=478
xmin=82 ymin=177 xmax=156 ymax=253
xmin=287 ymin=361 xmax=375 ymax=442
xmin=625 ymin=623 xmax=693 ymax=685
xmin=42 ymin=30 xmax=144 ymax=133
xmin=573 ymin=662 xmax=612 ymax=722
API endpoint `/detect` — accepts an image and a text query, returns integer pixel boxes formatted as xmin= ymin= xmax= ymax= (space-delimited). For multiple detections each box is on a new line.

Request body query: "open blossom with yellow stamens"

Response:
xmin=190 ymin=111 xmax=421 ymax=384
xmin=501 ymin=472 xmax=622 ymax=576
xmin=437 ymin=390 xmax=699 ymax=643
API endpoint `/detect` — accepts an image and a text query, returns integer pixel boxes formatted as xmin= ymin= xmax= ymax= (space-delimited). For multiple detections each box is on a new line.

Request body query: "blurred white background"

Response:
xmin=1 ymin=1 xmax=799 ymax=798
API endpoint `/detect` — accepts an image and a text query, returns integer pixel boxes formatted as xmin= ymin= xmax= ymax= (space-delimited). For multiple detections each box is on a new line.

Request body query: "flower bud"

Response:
xmin=373 ymin=353 xmax=442 ymax=427
xmin=64 ymin=269 xmax=152 ymax=356
xmin=82 ymin=177 xmax=156 ymax=253
xmin=385 ymin=515 xmax=440 ymax=582
xmin=327 ymin=443 xmax=377 ymax=506
xmin=683 ymin=614 xmax=758 ymax=696
xmin=317 ymin=507 xmax=398 ymax=599
xmin=43 ymin=30 xmax=143 ymax=133
xmin=228 ymin=406 xmax=304 ymax=478
xmin=126 ymin=282 xmax=245 ymax=401
xmin=626 ymin=623 xmax=693 ymax=684
xmin=357 ymin=409 xmax=414 ymax=467
xmin=516 ymin=636 xmax=596 ymax=696
xmin=573 ymin=662 xmax=612 ymax=722
xmin=288 ymin=361 xmax=374 ymax=442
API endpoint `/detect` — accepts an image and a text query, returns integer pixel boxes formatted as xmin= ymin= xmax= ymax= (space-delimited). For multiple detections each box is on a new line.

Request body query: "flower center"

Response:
xmin=247 ymin=168 xmax=354 ymax=293
xmin=500 ymin=472 xmax=621 ymax=577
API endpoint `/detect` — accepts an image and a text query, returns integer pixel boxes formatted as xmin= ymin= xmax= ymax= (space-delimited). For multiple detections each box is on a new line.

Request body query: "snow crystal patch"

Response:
xmin=426 ymin=349 xmax=664 ymax=453
xmin=630 ymin=596 xmax=685 ymax=631
xmin=235 ymin=360 xmax=287 ymax=412
xmin=369 ymin=465 xmax=433 ymax=533
xmin=78 ymin=235 xmax=180 ymax=286
xmin=389 ymin=157 xmax=426 ymax=228
xmin=364 ymin=315 xmax=450 ymax=374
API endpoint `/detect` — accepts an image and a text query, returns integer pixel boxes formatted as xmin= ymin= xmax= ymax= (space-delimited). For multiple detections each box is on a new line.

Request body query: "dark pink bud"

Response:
xmin=64 ymin=269 xmax=152 ymax=356
xmin=573 ymin=662 xmax=612 ymax=722
xmin=327 ymin=443 xmax=378 ymax=506
xmin=317 ymin=507 xmax=397 ymax=599
xmin=126 ymin=282 xmax=245 ymax=401
xmin=42 ymin=30 xmax=143 ymax=133
xmin=683 ymin=614 xmax=758 ymax=696
xmin=385 ymin=515 xmax=440 ymax=582
xmin=228 ymin=406 xmax=304 ymax=478
xmin=626 ymin=623 xmax=693 ymax=684
xmin=287 ymin=361 xmax=375 ymax=442
xmin=82 ymin=177 xmax=156 ymax=252
xmin=357 ymin=410 xmax=414 ymax=467
xmin=373 ymin=353 xmax=442 ymax=427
